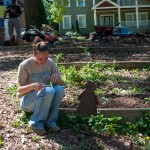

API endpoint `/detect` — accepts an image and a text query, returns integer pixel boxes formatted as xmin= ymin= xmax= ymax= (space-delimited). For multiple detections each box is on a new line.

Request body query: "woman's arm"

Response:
xmin=17 ymin=81 xmax=44 ymax=96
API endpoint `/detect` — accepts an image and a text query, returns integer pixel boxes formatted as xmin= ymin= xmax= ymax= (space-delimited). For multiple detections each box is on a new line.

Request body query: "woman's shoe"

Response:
xmin=46 ymin=126 xmax=61 ymax=133
xmin=32 ymin=128 xmax=47 ymax=136
xmin=50 ymin=126 xmax=61 ymax=133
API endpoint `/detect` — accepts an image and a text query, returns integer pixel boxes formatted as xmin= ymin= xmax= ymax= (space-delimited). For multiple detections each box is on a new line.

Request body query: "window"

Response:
xmin=64 ymin=0 xmax=70 ymax=7
xmin=121 ymin=0 xmax=135 ymax=6
xmin=100 ymin=15 xmax=114 ymax=26
xmin=63 ymin=15 xmax=71 ymax=29
xmin=139 ymin=12 xmax=148 ymax=26
xmin=125 ymin=12 xmax=148 ymax=26
xmin=77 ymin=15 xmax=86 ymax=28
xmin=125 ymin=13 xmax=136 ymax=26
xmin=76 ymin=0 xmax=85 ymax=7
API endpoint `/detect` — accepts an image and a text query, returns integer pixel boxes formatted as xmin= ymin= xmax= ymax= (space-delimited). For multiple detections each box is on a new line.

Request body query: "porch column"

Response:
xmin=94 ymin=9 xmax=97 ymax=25
xmin=93 ymin=0 xmax=95 ymax=6
xmin=135 ymin=0 xmax=139 ymax=28
xmin=118 ymin=7 xmax=121 ymax=26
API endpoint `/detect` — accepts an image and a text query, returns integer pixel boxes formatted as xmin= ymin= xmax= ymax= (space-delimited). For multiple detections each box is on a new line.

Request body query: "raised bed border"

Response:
xmin=59 ymin=108 xmax=149 ymax=122
xmin=58 ymin=61 xmax=150 ymax=69
xmin=50 ymin=46 xmax=150 ymax=54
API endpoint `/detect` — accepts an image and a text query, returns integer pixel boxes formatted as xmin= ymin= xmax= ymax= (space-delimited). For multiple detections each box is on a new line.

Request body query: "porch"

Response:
xmin=121 ymin=20 xmax=150 ymax=30
xmin=92 ymin=0 xmax=150 ymax=31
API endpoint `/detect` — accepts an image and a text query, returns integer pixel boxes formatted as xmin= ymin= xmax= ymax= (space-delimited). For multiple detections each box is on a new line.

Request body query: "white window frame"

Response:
xmin=100 ymin=14 xmax=114 ymax=26
xmin=139 ymin=12 xmax=148 ymax=26
xmin=125 ymin=13 xmax=136 ymax=26
xmin=63 ymin=15 xmax=71 ymax=29
xmin=77 ymin=15 xmax=86 ymax=28
xmin=61 ymin=0 xmax=70 ymax=7
xmin=125 ymin=12 xmax=148 ymax=26
xmin=76 ymin=0 xmax=85 ymax=7
xmin=65 ymin=0 xmax=70 ymax=7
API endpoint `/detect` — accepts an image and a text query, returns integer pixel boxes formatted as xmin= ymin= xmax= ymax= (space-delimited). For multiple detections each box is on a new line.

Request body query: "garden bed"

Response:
xmin=1 ymin=45 xmax=150 ymax=149
xmin=59 ymin=64 xmax=150 ymax=115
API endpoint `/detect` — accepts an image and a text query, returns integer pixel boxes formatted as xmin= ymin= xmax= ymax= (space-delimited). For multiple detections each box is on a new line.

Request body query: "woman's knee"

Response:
xmin=54 ymin=85 xmax=64 ymax=95
xmin=44 ymin=87 xmax=55 ymax=96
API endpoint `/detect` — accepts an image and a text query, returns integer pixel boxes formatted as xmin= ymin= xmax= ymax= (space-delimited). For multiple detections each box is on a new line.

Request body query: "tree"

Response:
xmin=48 ymin=0 xmax=69 ymax=23
xmin=24 ymin=0 xmax=48 ymax=29
xmin=49 ymin=0 xmax=82 ymax=23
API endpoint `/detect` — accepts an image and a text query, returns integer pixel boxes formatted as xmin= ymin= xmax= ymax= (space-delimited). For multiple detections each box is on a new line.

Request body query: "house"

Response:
xmin=59 ymin=0 xmax=150 ymax=35
xmin=3 ymin=0 xmax=25 ymax=40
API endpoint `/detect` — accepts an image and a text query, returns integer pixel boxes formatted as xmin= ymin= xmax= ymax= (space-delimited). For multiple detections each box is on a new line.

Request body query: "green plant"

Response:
xmin=33 ymin=0 xmax=48 ymax=29
xmin=101 ymin=96 xmax=111 ymax=105
xmin=14 ymin=99 xmax=19 ymax=103
xmin=58 ymin=110 xmax=150 ymax=149
xmin=39 ymin=144 xmax=45 ymax=149
xmin=135 ymin=109 xmax=150 ymax=135
xmin=144 ymin=97 xmax=150 ymax=101
xmin=31 ymin=136 xmax=39 ymax=142
xmin=12 ymin=117 xmax=21 ymax=128
xmin=59 ymin=63 xmax=149 ymax=96
xmin=0 ymin=135 xmax=4 ymax=147
xmin=80 ymin=141 xmax=89 ymax=149
xmin=78 ymin=46 xmax=90 ymax=56
xmin=7 ymin=85 xmax=17 ymax=97
xmin=12 ymin=111 xmax=31 ymax=128
xmin=54 ymin=53 xmax=63 ymax=63
xmin=88 ymin=114 xmax=123 ymax=136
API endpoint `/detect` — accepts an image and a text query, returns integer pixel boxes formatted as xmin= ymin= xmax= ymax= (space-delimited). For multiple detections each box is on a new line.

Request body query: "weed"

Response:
xmin=12 ymin=118 xmax=21 ymax=128
xmin=101 ymin=96 xmax=111 ymax=105
xmin=31 ymin=136 xmax=39 ymax=142
xmin=144 ymin=97 xmax=150 ymax=101
xmin=80 ymin=141 xmax=89 ymax=149
xmin=39 ymin=144 xmax=45 ymax=149
xmin=0 ymin=135 xmax=4 ymax=147
xmin=14 ymin=99 xmax=19 ymax=103
xmin=59 ymin=63 xmax=149 ymax=96
xmin=54 ymin=53 xmax=63 ymax=63
xmin=7 ymin=84 xmax=17 ymax=97
xmin=12 ymin=111 xmax=31 ymax=128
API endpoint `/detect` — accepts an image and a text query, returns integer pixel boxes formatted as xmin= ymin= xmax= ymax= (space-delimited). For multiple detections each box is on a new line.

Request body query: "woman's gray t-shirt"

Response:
xmin=17 ymin=57 xmax=59 ymax=87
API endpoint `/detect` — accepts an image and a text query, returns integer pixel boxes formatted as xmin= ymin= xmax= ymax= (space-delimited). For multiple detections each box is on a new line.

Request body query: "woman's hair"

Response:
xmin=32 ymin=36 xmax=43 ymax=45
xmin=33 ymin=41 xmax=49 ymax=55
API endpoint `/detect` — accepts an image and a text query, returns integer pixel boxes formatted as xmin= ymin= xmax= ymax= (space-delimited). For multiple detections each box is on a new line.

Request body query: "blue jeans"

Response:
xmin=20 ymin=85 xmax=64 ymax=130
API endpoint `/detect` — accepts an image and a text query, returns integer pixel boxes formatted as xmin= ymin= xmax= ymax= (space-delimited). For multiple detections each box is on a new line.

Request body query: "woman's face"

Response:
xmin=34 ymin=51 xmax=49 ymax=64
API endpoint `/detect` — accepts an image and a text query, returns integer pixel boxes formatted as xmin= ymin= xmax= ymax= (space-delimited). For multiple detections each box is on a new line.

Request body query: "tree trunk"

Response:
xmin=24 ymin=0 xmax=41 ymax=30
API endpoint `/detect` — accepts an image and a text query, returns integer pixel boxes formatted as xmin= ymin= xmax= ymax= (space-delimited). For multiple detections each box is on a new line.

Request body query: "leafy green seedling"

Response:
xmin=31 ymin=136 xmax=39 ymax=142
xmin=0 ymin=135 xmax=4 ymax=146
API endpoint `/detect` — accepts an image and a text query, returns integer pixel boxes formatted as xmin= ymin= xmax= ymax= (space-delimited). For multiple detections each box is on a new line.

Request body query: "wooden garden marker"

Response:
xmin=76 ymin=81 xmax=98 ymax=115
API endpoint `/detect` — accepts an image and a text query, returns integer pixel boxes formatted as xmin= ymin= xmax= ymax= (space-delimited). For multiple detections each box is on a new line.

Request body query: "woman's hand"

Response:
xmin=31 ymin=82 xmax=44 ymax=91
xmin=49 ymin=74 xmax=59 ymax=84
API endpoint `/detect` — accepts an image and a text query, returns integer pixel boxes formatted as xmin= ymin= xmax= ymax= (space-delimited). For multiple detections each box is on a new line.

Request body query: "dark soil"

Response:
xmin=0 ymin=44 xmax=149 ymax=149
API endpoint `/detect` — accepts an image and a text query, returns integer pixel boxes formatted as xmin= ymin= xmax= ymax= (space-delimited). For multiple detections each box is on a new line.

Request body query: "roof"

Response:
xmin=92 ymin=0 xmax=120 ymax=10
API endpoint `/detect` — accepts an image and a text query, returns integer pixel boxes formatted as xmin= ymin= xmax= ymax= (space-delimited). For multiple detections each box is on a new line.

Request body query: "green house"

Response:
xmin=59 ymin=0 xmax=150 ymax=35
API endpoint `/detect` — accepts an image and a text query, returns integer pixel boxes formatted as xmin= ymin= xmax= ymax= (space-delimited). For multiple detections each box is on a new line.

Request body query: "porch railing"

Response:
xmin=120 ymin=20 xmax=150 ymax=28
xmin=117 ymin=0 xmax=150 ymax=6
